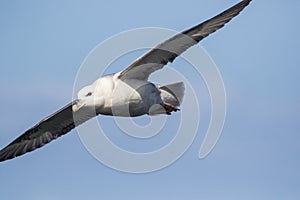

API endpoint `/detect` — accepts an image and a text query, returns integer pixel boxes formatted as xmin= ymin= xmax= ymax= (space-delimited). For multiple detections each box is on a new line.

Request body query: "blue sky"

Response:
xmin=0 ymin=0 xmax=299 ymax=199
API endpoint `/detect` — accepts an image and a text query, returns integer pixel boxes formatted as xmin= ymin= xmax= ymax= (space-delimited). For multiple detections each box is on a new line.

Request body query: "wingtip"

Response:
xmin=243 ymin=0 xmax=252 ymax=6
xmin=0 ymin=147 xmax=16 ymax=163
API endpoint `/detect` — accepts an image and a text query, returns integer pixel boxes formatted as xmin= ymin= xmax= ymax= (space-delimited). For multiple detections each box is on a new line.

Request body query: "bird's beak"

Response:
xmin=72 ymin=100 xmax=85 ymax=112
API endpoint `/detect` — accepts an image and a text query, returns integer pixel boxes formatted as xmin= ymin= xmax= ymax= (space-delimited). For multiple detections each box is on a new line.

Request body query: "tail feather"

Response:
xmin=159 ymin=82 xmax=185 ymax=107
xmin=148 ymin=82 xmax=185 ymax=116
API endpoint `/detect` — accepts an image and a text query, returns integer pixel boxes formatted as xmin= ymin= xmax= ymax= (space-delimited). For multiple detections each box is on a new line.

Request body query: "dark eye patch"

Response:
xmin=85 ymin=92 xmax=92 ymax=97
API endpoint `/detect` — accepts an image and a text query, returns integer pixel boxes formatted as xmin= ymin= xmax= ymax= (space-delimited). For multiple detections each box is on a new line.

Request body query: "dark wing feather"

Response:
xmin=119 ymin=0 xmax=252 ymax=80
xmin=0 ymin=101 xmax=96 ymax=162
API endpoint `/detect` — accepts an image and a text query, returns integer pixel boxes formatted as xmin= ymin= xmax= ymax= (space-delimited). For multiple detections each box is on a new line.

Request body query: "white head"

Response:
xmin=72 ymin=83 xmax=105 ymax=112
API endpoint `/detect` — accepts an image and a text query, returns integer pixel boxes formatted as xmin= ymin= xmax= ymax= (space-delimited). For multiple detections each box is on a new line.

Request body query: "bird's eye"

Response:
xmin=86 ymin=92 xmax=92 ymax=97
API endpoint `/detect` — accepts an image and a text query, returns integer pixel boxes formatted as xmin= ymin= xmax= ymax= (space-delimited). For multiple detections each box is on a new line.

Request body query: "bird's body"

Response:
xmin=75 ymin=73 xmax=183 ymax=117
xmin=0 ymin=0 xmax=252 ymax=162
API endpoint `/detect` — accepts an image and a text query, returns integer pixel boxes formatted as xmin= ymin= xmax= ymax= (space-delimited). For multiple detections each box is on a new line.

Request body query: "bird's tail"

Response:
xmin=159 ymin=82 xmax=185 ymax=107
xmin=148 ymin=82 xmax=185 ymax=115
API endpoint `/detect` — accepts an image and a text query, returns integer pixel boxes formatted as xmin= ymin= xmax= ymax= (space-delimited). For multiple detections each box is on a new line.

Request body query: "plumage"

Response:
xmin=0 ymin=0 xmax=251 ymax=162
xmin=119 ymin=0 xmax=252 ymax=80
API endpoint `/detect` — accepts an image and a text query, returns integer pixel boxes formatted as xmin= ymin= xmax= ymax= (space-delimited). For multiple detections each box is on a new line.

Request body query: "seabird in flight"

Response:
xmin=0 ymin=0 xmax=252 ymax=162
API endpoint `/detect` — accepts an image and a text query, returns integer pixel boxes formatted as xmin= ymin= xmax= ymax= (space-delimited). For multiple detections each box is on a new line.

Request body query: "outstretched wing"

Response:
xmin=0 ymin=101 xmax=96 ymax=162
xmin=119 ymin=0 xmax=252 ymax=80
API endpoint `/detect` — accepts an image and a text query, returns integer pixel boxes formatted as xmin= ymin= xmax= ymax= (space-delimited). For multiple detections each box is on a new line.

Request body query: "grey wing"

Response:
xmin=0 ymin=101 xmax=96 ymax=162
xmin=119 ymin=0 xmax=252 ymax=80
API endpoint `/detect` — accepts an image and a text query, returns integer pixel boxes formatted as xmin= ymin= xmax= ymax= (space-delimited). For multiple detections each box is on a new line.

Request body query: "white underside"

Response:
xmin=74 ymin=73 xmax=184 ymax=117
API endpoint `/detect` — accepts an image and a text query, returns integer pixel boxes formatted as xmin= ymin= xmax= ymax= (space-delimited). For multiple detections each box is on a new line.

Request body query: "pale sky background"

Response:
xmin=0 ymin=0 xmax=299 ymax=199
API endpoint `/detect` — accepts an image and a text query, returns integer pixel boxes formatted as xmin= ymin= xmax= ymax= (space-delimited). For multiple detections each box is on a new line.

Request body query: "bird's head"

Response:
xmin=72 ymin=84 xmax=104 ymax=112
